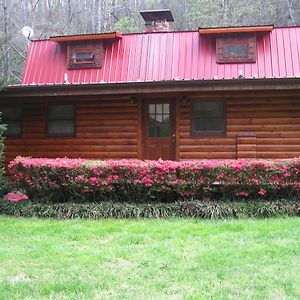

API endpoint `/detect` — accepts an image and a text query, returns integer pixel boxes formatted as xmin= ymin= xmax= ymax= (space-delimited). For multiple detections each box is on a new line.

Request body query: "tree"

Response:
xmin=114 ymin=16 xmax=139 ymax=33
xmin=0 ymin=34 xmax=7 ymax=193
xmin=0 ymin=36 xmax=7 ymax=89
xmin=0 ymin=0 xmax=300 ymax=86
xmin=0 ymin=107 xmax=7 ymax=195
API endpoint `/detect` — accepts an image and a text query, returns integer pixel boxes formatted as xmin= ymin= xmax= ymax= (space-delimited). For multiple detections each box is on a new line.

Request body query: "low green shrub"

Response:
xmin=8 ymin=157 xmax=300 ymax=202
xmin=1 ymin=199 xmax=299 ymax=219
xmin=0 ymin=113 xmax=8 ymax=196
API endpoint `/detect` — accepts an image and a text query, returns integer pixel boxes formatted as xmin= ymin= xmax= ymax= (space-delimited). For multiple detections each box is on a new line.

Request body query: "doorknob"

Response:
xmin=172 ymin=133 xmax=176 ymax=137
xmin=172 ymin=133 xmax=176 ymax=143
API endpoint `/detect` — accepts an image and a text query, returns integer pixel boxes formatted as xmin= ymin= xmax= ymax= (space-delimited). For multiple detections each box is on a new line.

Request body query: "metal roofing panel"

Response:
xmin=21 ymin=27 xmax=300 ymax=86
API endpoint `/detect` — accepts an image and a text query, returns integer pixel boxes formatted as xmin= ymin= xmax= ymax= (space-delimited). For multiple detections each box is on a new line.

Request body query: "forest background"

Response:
xmin=0 ymin=0 xmax=299 ymax=86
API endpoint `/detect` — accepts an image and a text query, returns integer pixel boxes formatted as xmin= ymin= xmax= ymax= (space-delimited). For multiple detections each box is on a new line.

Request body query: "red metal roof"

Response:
xmin=21 ymin=27 xmax=300 ymax=85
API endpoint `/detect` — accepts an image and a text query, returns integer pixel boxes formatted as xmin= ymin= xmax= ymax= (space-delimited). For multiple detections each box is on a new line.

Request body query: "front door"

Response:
xmin=142 ymin=99 xmax=176 ymax=160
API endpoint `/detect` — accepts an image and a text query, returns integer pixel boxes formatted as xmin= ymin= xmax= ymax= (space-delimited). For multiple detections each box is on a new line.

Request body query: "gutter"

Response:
xmin=1 ymin=78 xmax=300 ymax=98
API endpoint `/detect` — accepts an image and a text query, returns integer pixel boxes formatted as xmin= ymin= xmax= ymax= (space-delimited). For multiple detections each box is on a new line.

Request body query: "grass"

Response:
xmin=0 ymin=217 xmax=300 ymax=299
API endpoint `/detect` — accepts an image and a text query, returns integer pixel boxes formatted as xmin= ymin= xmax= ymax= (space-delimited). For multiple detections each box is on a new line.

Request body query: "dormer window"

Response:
xmin=199 ymin=26 xmax=273 ymax=64
xmin=67 ymin=43 xmax=104 ymax=69
xmin=72 ymin=51 xmax=94 ymax=63
xmin=216 ymin=36 xmax=256 ymax=63
xmin=50 ymin=32 xmax=122 ymax=70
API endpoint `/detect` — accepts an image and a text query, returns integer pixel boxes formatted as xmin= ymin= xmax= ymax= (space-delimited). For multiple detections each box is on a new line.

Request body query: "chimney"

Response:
xmin=140 ymin=9 xmax=174 ymax=32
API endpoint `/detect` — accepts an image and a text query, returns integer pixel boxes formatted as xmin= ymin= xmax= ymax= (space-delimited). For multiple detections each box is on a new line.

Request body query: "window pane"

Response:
xmin=2 ymin=106 xmax=21 ymax=121
xmin=148 ymin=103 xmax=170 ymax=137
xmin=5 ymin=121 xmax=21 ymax=136
xmin=156 ymin=114 xmax=163 ymax=122
xmin=48 ymin=105 xmax=75 ymax=135
xmin=149 ymin=124 xmax=169 ymax=137
xmin=149 ymin=114 xmax=156 ymax=124
xmin=149 ymin=127 xmax=158 ymax=137
xmin=1 ymin=106 xmax=22 ymax=137
xmin=73 ymin=51 xmax=94 ymax=63
xmin=149 ymin=104 xmax=155 ymax=114
xmin=194 ymin=118 xmax=224 ymax=132
xmin=48 ymin=105 xmax=74 ymax=120
xmin=48 ymin=120 xmax=74 ymax=135
xmin=156 ymin=104 xmax=162 ymax=113
xmin=163 ymin=104 xmax=169 ymax=114
xmin=225 ymin=44 xmax=247 ymax=57
xmin=160 ymin=120 xmax=170 ymax=136
xmin=194 ymin=102 xmax=223 ymax=118
xmin=192 ymin=101 xmax=224 ymax=134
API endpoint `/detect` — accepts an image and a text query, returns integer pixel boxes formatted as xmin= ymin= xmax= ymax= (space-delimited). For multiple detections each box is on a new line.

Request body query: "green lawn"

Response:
xmin=0 ymin=217 xmax=300 ymax=300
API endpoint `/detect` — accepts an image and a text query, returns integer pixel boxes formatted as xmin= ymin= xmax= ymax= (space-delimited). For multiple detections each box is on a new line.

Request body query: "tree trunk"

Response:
xmin=1 ymin=0 xmax=10 ymax=81
xmin=288 ymin=0 xmax=296 ymax=25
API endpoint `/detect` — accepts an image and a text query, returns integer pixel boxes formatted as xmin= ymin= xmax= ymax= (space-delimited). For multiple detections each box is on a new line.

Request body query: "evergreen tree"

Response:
xmin=0 ymin=112 xmax=7 ymax=196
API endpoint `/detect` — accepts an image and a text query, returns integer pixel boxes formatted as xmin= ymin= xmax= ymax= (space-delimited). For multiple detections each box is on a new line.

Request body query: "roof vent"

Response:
xmin=140 ymin=9 xmax=174 ymax=32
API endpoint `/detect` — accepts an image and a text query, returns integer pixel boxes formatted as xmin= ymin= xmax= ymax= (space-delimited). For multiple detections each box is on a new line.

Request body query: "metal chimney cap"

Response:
xmin=140 ymin=9 xmax=174 ymax=22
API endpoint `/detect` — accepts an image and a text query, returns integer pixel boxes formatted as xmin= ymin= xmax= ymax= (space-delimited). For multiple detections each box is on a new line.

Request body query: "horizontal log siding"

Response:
xmin=5 ymin=98 xmax=138 ymax=161
xmin=179 ymin=97 xmax=300 ymax=159
xmin=3 ymin=93 xmax=300 ymax=161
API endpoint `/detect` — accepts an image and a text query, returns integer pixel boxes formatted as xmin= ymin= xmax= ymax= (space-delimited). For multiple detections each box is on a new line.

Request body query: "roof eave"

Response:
xmin=198 ymin=25 xmax=274 ymax=35
xmin=1 ymin=78 xmax=300 ymax=99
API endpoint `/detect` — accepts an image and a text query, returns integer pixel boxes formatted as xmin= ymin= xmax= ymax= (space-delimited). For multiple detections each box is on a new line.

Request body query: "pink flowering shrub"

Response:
xmin=8 ymin=157 xmax=300 ymax=202
xmin=5 ymin=191 xmax=29 ymax=202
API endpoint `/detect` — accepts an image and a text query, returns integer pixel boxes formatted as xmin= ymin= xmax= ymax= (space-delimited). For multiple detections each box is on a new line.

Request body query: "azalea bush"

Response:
xmin=5 ymin=191 xmax=29 ymax=202
xmin=8 ymin=157 xmax=300 ymax=202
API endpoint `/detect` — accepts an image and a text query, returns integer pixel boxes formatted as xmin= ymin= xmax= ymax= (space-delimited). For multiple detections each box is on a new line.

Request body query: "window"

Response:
xmin=67 ymin=42 xmax=104 ymax=69
xmin=216 ymin=36 xmax=256 ymax=63
xmin=192 ymin=101 xmax=225 ymax=135
xmin=72 ymin=51 xmax=94 ymax=63
xmin=148 ymin=103 xmax=170 ymax=137
xmin=1 ymin=106 xmax=22 ymax=137
xmin=47 ymin=104 xmax=75 ymax=136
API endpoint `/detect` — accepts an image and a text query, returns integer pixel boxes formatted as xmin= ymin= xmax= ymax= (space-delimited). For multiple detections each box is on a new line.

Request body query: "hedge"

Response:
xmin=1 ymin=200 xmax=300 ymax=219
xmin=8 ymin=157 xmax=300 ymax=202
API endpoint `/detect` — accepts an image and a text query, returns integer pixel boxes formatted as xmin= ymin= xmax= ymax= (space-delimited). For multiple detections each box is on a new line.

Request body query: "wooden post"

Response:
xmin=137 ymin=96 xmax=143 ymax=159
xmin=175 ymin=96 xmax=180 ymax=160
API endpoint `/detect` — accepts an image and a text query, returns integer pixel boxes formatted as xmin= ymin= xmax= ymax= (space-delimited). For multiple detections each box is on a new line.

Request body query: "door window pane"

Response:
xmin=156 ymin=104 xmax=163 ymax=113
xmin=163 ymin=104 xmax=170 ymax=113
xmin=148 ymin=103 xmax=170 ymax=137
xmin=149 ymin=104 xmax=155 ymax=114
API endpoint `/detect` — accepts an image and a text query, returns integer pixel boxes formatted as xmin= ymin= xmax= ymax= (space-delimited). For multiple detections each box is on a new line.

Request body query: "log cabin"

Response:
xmin=1 ymin=9 xmax=300 ymax=161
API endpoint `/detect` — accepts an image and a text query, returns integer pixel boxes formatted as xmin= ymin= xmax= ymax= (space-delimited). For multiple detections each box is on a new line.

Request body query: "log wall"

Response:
xmin=4 ymin=96 xmax=138 ymax=162
xmin=3 ymin=92 xmax=300 ymax=162
xmin=179 ymin=96 xmax=300 ymax=159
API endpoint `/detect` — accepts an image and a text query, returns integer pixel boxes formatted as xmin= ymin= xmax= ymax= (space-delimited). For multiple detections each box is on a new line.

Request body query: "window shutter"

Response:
xmin=216 ymin=38 xmax=224 ymax=63
xmin=94 ymin=45 xmax=105 ymax=68
xmin=247 ymin=37 xmax=257 ymax=62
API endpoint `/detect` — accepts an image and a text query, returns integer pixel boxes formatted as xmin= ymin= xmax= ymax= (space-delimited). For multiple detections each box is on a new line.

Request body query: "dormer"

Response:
xmin=199 ymin=26 xmax=273 ymax=64
xmin=50 ymin=32 xmax=122 ymax=69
